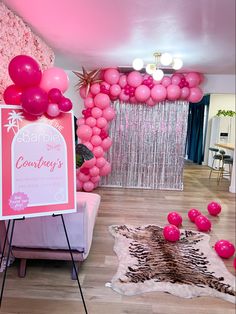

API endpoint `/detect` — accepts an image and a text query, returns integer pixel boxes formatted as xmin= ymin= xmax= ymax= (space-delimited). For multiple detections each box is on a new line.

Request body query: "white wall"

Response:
xmin=202 ymin=75 xmax=235 ymax=94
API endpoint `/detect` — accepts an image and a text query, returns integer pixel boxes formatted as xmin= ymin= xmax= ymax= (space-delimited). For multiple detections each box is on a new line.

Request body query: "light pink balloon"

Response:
xmin=96 ymin=117 xmax=107 ymax=129
xmin=84 ymin=97 xmax=94 ymax=109
xmin=92 ymin=126 xmax=101 ymax=135
xmin=82 ymin=157 xmax=96 ymax=168
xmin=90 ymin=83 xmax=100 ymax=95
xmin=102 ymin=106 xmax=115 ymax=121
xmin=103 ymin=68 xmax=120 ymax=85
xmin=119 ymin=89 xmax=130 ymax=102
xmin=76 ymin=179 xmax=83 ymax=191
xmin=90 ymin=175 xmax=101 ymax=183
xmin=151 ymin=84 xmax=167 ymax=102
xmin=110 ymin=84 xmax=121 ymax=97
xmin=85 ymin=117 xmax=96 ymax=128
xmin=40 ymin=67 xmax=69 ymax=93
xmin=135 ymin=85 xmax=151 ymax=102
xmin=89 ymin=166 xmax=100 ymax=177
xmin=185 ymin=72 xmax=201 ymax=87
xmin=127 ymin=71 xmax=143 ymax=87
xmin=76 ymin=118 xmax=85 ymax=126
xmin=78 ymin=172 xmax=90 ymax=182
xmin=90 ymin=135 xmax=102 ymax=147
xmin=91 ymin=107 xmax=103 ymax=118
xmin=146 ymin=97 xmax=156 ymax=106
xmin=119 ymin=74 xmax=127 ymax=88
xmin=93 ymin=146 xmax=104 ymax=158
xmin=161 ymin=76 xmax=171 ymax=87
xmin=77 ymin=125 xmax=92 ymax=141
xmin=180 ymin=87 xmax=190 ymax=100
xmin=96 ymin=157 xmax=106 ymax=168
xmin=47 ymin=103 xmax=60 ymax=117
xmin=83 ymin=181 xmax=95 ymax=192
xmin=101 ymin=137 xmax=112 ymax=151
xmin=167 ymin=84 xmax=181 ymax=101
xmin=188 ymin=87 xmax=204 ymax=103
xmin=94 ymin=93 xmax=110 ymax=109
xmin=100 ymin=162 xmax=111 ymax=176
xmin=82 ymin=141 xmax=93 ymax=151
xmin=171 ymin=74 xmax=182 ymax=85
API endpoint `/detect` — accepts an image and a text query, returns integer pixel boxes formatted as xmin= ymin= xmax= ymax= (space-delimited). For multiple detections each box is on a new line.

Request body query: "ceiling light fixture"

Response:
xmin=132 ymin=52 xmax=183 ymax=80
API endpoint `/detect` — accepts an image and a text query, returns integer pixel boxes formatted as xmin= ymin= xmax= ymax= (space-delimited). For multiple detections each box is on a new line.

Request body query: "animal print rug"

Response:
xmin=108 ymin=224 xmax=236 ymax=303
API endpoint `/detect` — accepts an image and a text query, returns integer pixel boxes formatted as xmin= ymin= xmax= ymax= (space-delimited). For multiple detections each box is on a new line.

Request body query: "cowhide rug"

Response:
xmin=108 ymin=224 xmax=236 ymax=303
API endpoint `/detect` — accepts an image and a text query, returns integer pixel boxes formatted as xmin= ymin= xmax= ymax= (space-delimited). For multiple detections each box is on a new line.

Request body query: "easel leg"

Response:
xmin=0 ymin=221 xmax=11 ymax=268
xmin=60 ymin=214 xmax=88 ymax=314
xmin=0 ymin=219 xmax=15 ymax=307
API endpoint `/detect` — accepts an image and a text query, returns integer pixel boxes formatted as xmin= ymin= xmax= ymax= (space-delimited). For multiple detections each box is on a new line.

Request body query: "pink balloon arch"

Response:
xmin=76 ymin=68 xmax=204 ymax=191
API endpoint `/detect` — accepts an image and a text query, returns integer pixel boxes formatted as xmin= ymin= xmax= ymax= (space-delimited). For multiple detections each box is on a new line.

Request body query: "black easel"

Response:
xmin=0 ymin=215 xmax=88 ymax=314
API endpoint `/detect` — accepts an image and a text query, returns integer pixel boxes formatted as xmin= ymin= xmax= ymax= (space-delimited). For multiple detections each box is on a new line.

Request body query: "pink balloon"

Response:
xmin=77 ymin=118 xmax=85 ymax=126
xmin=21 ymin=87 xmax=48 ymax=116
xmin=103 ymin=68 xmax=120 ymax=85
xmin=96 ymin=157 xmax=106 ymax=168
xmin=100 ymin=162 xmax=111 ymax=176
xmin=82 ymin=142 xmax=93 ymax=152
xmin=195 ymin=215 xmax=211 ymax=232
xmin=81 ymin=157 xmax=96 ymax=169
xmin=215 ymin=240 xmax=235 ymax=259
xmin=8 ymin=55 xmax=42 ymax=88
xmin=79 ymin=86 xmax=87 ymax=99
xmin=93 ymin=146 xmax=104 ymax=158
xmin=119 ymin=89 xmax=130 ymax=102
xmin=163 ymin=225 xmax=180 ymax=242
xmin=83 ymin=181 xmax=95 ymax=192
xmin=188 ymin=208 xmax=201 ymax=222
xmin=94 ymin=93 xmax=110 ymax=109
xmin=84 ymin=97 xmax=94 ymax=109
xmin=101 ymin=137 xmax=112 ymax=151
xmin=85 ymin=117 xmax=97 ymax=128
xmin=127 ymin=71 xmax=143 ymax=87
xmin=188 ymin=87 xmax=204 ymax=103
xmin=167 ymin=84 xmax=181 ymax=101
xmin=167 ymin=212 xmax=182 ymax=227
xmin=96 ymin=117 xmax=107 ymax=129
xmin=77 ymin=125 xmax=92 ymax=141
xmin=40 ymin=67 xmax=69 ymax=93
xmin=47 ymin=103 xmax=60 ymax=117
xmin=48 ymin=88 xmax=62 ymax=103
xmin=90 ymin=83 xmax=100 ymax=95
xmin=89 ymin=166 xmax=100 ymax=177
xmin=129 ymin=96 xmax=137 ymax=104
xmin=91 ymin=107 xmax=103 ymax=118
xmin=207 ymin=202 xmax=222 ymax=216
xmin=78 ymin=172 xmax=90 ymax=183
xmin=76 ymin=179 xmax=83 ymax=191
xmin=151 ymin=84 xmax=167 ymax=102
xmin=3 ymin=84 xmax=22 ymax=105
xmin=110 ymin=84 xmax=121 ymax=97
xmin=58 ymin=97 xmax=72 ymax=112
xmin=92 ymin=126 xmax=101 ymax=135
xmin=161 ymin=76 xmax=171 ymax=87
xmin=171 ymin=74 xmax=182 ymax=85
xmin=146 ymin=97 xmax=156 ymax=106
xmin=185 ymin=72 xmax=201 ymax=88
xmin=134 ymin=85 xmax=151 ymax=102
xmin=119 ymin=74 xmax=127 ymax=88
xmin=102 ymin=106 xmax=115 ymax=121
xmin=90 ymin=135 xmax=102 ymax=147
xmin=180 ymin=87 xmax=190 ymax=100
xmin=90 ymin=175 xmax=100 ymax=183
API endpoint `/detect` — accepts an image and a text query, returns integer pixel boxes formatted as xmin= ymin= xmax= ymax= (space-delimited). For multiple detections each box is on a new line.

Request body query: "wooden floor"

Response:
xmin=1 ymin=163 xmax=235 ymax=314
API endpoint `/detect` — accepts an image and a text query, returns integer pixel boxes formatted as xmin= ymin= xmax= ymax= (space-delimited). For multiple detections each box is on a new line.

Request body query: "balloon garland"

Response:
xmin=76 ymin=68 xmax=204 ymax=192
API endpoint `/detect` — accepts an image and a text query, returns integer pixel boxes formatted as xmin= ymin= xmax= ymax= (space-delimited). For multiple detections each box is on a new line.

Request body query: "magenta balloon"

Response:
xmin=207 ymin=202 xmax=222 ymax=216
xmin=3 ymin=84 xmax=22 ymax=105
xmin=21 ymin=87 xmax=48 ymax=116
xmin=185 ymin=72 xmax=201 ymax=87
xmin=188 ymin=208 xmax=201 ymax=222
xmin=119 ymin=74 xmax=127 ymax=88
xmin=77 ymin=125 xmax=92 ymax=141
xmin=40 ymin=67 xmax=69 ymax=93
xmin=58 ymin=97 xmax=72 ymax=112
xmin=47 ymin=103 xmax=60 ymax=117
xmin=167 ymin=84 xmax=181 ymax=101
xmin=103 ymin=68 xmax=120 ymax=85
xmin=188 ymin=87 xmax=204 ymax=103
xmin=195 ymin=215 xmax=211 ymax=232
xmin=180 ymin=87 xmax=190 ymax=100
xmin=48 ymin=88 xmax=62 ymax=103
xmin=215 ymin=240 xmax=235 ymax=259
xmin=135 ymin=85 xmax=151 ymax=102
xmin=151 ymin=84 xmax=167 ymax=102
xmin=163 ymin=225 xmax=180 ymax=242
xmin=127 ymin=71 xmax=143 ymax=87
xmin=8 ymin=55 xmax=42 ymax=88
xmin=167 ymin=212 xmax=183 ymax=227
xmin=161 ymin=76 xmax=171 ymax=87
xmin=94 ymin=93 xmax=110 ymax=109
xmin=110 ymin=84 xmax=121 ymax=97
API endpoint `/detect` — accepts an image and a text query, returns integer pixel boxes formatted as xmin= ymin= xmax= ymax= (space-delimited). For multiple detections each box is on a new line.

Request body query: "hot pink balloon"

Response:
xmin=188 ymin=87 xmax=204 ymax=103
xmin=76 ymin=179 xmax=83 ymax=191
xmin=94 ymin=93 xmax=110 ymax=109
xmin=96 ymin=157 xmax=106 ymax=168
xmin=48 ymin=88 xmax=62 ymax=103
xmin=127 ymin=71 xmax=143 ymax=87
xmin=167 ymin=212 xmax=182 ymax=227
xmin=82 ymin=157 xmax=96 ymax=169
xmin=3 ymin=84 xmax=22 ymax=105
xmin=92 ymin=126 xmax=101 ymax=135
xmin=77 ymin=118 xmax=85 ymax=126
xmin=214 ymin=240 xmax=235 ymax=259
xmin=91 ymin=135 xmax=102 ymax=147
xmin=163 ymin=225 xmax=180 ymax=242
xmin=77 ymin=125 xmax=92 ymax=141
xmin=40 ymin=67 xmax=69 ymax=93
xmin=90 ymin=175 xmax=101 ymax=183
xmin=151 ymin=84 xmax=167 ymax=102
xmin=180 ymin=87 xmax=190 ymax=100
xmin=195 ymin=215 xmax=211 ymax=232
xmin=100 ymin=162 xmax=111 ymax=176
xmin=146 ymin=97 xmax=156 ymax=106
xmin=89 ymin=166 xmax=100 ymax=177
xmin=83 ymin=181 xmax=95 ymax=192
xmin=207 ymin=202 xmax=222 ymax=216
xmin=58 ymin=97 xmax=72 ymax=112
xmin=96 ymin=117 xmax=107 ymax=129
xmin=101 ymin=137 xmax=112 ymax=151
xmin=234 ymin=257 xmax=236 ymax=270
xmin=93 ymin=146 xmax=104 ymax=158
xmin=135 ymin=85 xmax=151 ymax=102
xmin=188 ymin=208 xmax=201 ymax=222
xmin=110 ymin=84 xmax=121 ymax=97
xmin=185 ymin=72 xmax=201 ymax=87
xmin=171 ymin=74 xmax=181 ymax=85
xmin=167 ymin=84 xmax=181 ymax=101
xmin=119 ymin=74 xmax=127 ymax=88
xmin=84 ymin=97 xmax=94 ymax=109
xmin=82 ymin=142 xmax=93 ymax=151
xmin=119 ymin=89 xmax=130 ymax=102
xmin=161 ymin=76 xmax=171 ymax=87
xmin=47 ymin=103 xmax=60 ymax=117
xmin=8 ymin=55 xmax=42 ymax=88
xmin=91 ymin=107 xmax=103 ymax=118
xmin=85 ymin=117 xmax=97 ymax=128
xmin=90 ymin=83 xmax=100 ymax=95
xmin=78 ymin=172 xmax=90 ymax=183
xmin=102 ymin=106 xmax=115 ymax=121
xmin=21 ymin=87 xmax=48 ymax=116
xmin=103 ymin=68 xmax=120 ymax=85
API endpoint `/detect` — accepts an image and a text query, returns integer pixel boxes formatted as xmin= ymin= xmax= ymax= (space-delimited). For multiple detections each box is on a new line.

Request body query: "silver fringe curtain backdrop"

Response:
xmin=100 ymin=101 xmax=189 ymax=190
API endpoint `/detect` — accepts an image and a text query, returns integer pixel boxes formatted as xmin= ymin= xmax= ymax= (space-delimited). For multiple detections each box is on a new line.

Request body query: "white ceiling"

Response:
xmin=3 ymin=0 xmax=236 ymax=74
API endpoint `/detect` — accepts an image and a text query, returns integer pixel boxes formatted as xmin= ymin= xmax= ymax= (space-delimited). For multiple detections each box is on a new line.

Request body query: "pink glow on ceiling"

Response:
xmin=3 ymin=0 xmax=236 ymax=74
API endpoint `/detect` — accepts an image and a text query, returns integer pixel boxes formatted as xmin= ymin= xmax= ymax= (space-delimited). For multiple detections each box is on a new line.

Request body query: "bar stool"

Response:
xmin=209 ymin=148 xmax=231 ymax=179
xmin=218 ymin=157 xmax=233 ymax=183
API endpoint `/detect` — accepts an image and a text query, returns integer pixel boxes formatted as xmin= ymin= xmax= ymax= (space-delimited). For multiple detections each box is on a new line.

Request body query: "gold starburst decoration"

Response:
xmin=73 ymin=67 xmax=102 ymax=97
